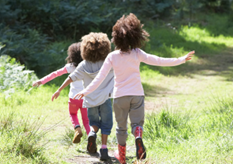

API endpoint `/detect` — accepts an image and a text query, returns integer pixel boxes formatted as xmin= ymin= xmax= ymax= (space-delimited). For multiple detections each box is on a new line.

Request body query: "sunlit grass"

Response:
xmin=145 ymin=14 xmax=233 ymax=60
xmin=144 ymin=93 xmax=233 ymax=163
xmin=180 ymin=26 xmax=233 ymax=48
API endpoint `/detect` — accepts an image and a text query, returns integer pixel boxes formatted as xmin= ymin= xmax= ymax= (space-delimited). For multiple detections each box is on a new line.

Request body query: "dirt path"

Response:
xmin=63 ymin=145 xmax=136 ymax=164
xmin=144 ymin=49 xmax=233 ymax=112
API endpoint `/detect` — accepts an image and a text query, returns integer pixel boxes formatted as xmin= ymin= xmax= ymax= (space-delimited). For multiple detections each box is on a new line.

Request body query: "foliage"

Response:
xmin=0 ymin=26 xmax=49 ymax=70
xmin=198 ymin=0 xmax=232 ymax=13
xmin=0 ymin=112 xmax=49 ymax=163
xmin=0 ymin=0 xmax=232 ymax=79
xmin=0 ymin=55 xmax=38 ymax=97
xmin=0 ymin=26 xmax=71 ymax=77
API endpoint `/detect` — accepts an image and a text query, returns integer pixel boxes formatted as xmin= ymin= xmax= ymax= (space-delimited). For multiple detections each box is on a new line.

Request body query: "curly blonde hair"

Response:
xmin=66 ymin=42 xmax=82 ymax=67
xmin=81 ymin=32 xmax=111 ymax=63
xmin=111 ymin=13 xmax=149 ymax=52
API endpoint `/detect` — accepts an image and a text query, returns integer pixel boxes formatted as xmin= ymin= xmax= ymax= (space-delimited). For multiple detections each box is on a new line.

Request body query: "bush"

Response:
xmin=0 ymin=0 xmax=232 ymax=77
xmin=0 ymin=55 xmax=38 ymax=97
xmin=0 ymin=26 xmax=71 ymax=77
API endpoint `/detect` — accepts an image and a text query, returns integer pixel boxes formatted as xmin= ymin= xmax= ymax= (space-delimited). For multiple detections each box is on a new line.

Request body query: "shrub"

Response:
xmin=0 ymin=0 xmax=232 ymax=77
xmin=0 ymin=55 xmax=38 ymax=97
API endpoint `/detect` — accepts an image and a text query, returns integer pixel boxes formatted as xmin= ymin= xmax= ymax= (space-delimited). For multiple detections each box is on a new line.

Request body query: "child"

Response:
xmin=73 ymin=13 xmax=194 ymax=163
xmin=51 ymin=32 xmax=114 ymax=161
xmin=32 ymin=42 xmax=90 ymax=144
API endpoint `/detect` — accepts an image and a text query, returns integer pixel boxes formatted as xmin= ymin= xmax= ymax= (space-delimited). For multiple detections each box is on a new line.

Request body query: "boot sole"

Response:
xmin=87 ymin=135 xmax=97 ymax=153
xmin=72 ymin=133 xmax=83 ymax=144
xmin=136 ymin=137 xmax=146 ymax=160
xmin=100 ymin=157 xmax=108 ymax=161
xmin=114 ymin=151 xmax=126 ymax=164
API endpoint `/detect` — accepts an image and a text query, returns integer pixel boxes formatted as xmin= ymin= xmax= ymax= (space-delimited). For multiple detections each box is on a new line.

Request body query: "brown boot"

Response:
xmin=72 ymin=126 xmax=83 ymax=144
xmin=114 ymin=144 xmax=126 ymax=164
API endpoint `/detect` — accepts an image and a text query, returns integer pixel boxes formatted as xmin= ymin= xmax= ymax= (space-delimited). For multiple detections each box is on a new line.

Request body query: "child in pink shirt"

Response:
xmin=32 ymin=42 xmax=90 ymax=144
xmin=73 ymin=13 xmax=194 ymax=163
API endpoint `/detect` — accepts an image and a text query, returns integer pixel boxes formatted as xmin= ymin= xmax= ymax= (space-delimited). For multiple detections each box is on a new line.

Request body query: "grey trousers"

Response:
xmin=113 ymin=96 xmax=144 ymax=145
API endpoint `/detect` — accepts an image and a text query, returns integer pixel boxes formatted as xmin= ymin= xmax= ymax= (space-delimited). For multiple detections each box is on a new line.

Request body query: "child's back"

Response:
xmin=69 ymin=60 xmax=114 ymax=108
xmin=84 ymin=48 xmax=187 ymax=99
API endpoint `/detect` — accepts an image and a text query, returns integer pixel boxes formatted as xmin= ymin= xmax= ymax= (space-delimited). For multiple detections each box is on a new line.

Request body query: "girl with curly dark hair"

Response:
xmin=73 ymin=13 xmax=194 ymax=163
xmin=33 ymin=42 xmax=90 ymax=144
xmin=52 ymin=32 xmax=114 ymax=161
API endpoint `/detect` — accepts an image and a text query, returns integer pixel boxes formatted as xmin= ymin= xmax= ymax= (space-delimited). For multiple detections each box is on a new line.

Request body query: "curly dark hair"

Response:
xmin=66 ymin=42 xmax=82 ymax=67
xmin=81 ymin=32 xmax=111 ymax=63
xmin=111 ymin=13 xmax=149 ymax=52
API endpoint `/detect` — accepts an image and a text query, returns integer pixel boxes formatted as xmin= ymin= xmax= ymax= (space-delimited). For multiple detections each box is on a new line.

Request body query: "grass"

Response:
xmin=1 ymin=13 xmax=233 ymax=163
xmin=143 ymin=94 xmax=233 ymax=163
xmin=0 ymin=110 xmax=49 ymax=163
xmin=1 ymin=76 xmax=233 ymax=163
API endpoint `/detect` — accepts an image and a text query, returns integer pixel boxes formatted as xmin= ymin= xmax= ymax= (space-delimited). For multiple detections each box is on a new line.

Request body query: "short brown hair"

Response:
xmin=66 ymin=42 xmax=82 ymax=67
xmin=81 ymin=32 xmax=111 ymax=63
xmin=112 ymin=13 xmax=149 ymax=52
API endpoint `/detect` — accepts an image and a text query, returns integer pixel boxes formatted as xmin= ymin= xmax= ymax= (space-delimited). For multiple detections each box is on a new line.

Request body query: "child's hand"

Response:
xmin=51 ymin=90 xmax=60 ymax=101
xmin=32 ymin=80 xmax=42 ymax=87
xmin=185 ymin=51 xmax=195 ymax=61
xmin=73 ymin=93 xmax=84 ymax=100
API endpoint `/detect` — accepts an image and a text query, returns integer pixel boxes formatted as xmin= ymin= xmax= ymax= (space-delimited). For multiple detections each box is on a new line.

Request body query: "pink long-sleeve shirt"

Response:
xmin=40 ymin=63 xmax=83 ymax=99
xmin=81 ymin=48 xmax=187 ymax=98
xmin=40 ymin=67 xmax=68 ymax=85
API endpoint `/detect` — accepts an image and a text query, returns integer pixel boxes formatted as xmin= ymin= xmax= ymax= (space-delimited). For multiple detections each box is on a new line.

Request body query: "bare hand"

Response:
xmin=185 ymin=51 xmax=195 ymax=61
xmin=73 ymin=93 xmax=84 ymax=100
xmin=32 ymin=80 xmax=42 ymax=87
xmin=51 ymin=91 xmax=60 ymax=101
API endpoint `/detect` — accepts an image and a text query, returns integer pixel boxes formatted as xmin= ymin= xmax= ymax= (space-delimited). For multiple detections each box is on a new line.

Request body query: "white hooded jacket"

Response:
xmin=69 ymin=60 xmax=114 ymax=108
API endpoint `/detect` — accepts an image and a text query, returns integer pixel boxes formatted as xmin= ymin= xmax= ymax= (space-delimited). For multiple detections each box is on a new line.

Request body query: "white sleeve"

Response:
xmin=69 ymin=63 xmax=84 ymax=81
xmin=65 ymin=63 xmax=76 ymax=73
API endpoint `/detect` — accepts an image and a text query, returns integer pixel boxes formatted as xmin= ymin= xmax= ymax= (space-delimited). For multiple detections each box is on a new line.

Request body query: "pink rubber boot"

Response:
xmin=114 ymin=144 xmax=126 ymax=164
xmin=134 ymin=126 xmax=146 ymax=159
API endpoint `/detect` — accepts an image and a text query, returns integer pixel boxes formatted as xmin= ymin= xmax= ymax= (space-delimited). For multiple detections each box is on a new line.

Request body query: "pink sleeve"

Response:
xmin=82 ymin=56 xmax=112 ymax=96
xmin=139 ymin=49 xmax=187 ymax=66
xmin=40 ymin=67 xmax=68 ymax=84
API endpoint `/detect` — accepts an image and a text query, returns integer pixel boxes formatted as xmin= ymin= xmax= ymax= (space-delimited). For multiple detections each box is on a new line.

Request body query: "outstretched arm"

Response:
xmin=32 ymin=80 xmax=42 ymax=87
xmin=51 ymin=77 xmax=73 ymax=101
xmin=139 ymin=49 xmax=195 ymax=66
xmin=185 ymin=51 xmax=194 ymax=61
xmin=32 ymin=67 xmax=68 ymax=87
